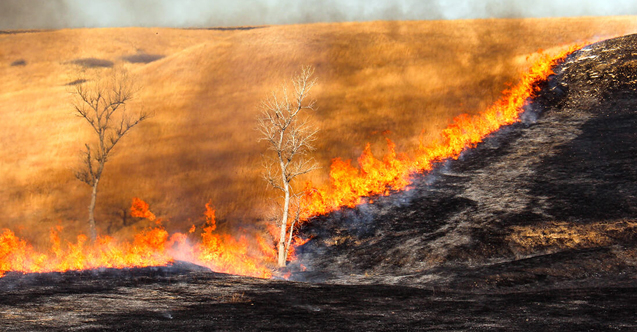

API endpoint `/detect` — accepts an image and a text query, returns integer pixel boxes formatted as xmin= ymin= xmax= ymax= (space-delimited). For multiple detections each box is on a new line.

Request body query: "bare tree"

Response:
xmin=257 ymin=66 xmax=319 ymax=267
xmin=71 ymin=68 xmax=149 ymax=241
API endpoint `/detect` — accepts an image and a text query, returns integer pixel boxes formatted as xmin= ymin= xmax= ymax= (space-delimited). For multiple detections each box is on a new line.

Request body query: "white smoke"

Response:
xmin=1 ymin=0 xmax=636 ymax=29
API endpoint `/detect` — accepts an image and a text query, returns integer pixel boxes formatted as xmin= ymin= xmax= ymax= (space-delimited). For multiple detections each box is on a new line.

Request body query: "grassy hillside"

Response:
xmin=0 ymin=17 xmax=635 ymax=245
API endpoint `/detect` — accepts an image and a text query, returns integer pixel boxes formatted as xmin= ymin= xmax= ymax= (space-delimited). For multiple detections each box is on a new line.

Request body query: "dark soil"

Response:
xmin=2 ymin=34 xmax=637 ymax=331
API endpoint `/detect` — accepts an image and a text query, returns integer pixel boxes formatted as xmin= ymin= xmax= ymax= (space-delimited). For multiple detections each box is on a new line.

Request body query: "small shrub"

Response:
xmin=10 ymin=59 xmax=26 ymax=66
xmin=65 ymin=79 xmax=87 ymax=86
xmin=122 ymin=53 xmax=165 ymax=64
xmin=71 ymin=58 xmax=114 ymax=68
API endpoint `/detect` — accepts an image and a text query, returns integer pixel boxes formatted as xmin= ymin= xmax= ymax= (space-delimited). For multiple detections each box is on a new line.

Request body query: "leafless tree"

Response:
xmin=71 ymin=68 xmax=149 ymax=241
xmin=257 ymin=66 xmax=319 ymax=267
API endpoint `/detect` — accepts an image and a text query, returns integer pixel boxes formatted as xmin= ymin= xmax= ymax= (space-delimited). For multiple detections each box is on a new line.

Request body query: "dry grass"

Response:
xmin=508 ymin=220 xmax=637 ymax=254
xmin=1 ymin=18 xmax=636 ymax=245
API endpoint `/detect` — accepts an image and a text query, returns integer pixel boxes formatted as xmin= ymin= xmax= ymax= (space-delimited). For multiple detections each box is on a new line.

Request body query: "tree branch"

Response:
xmin=256 ymin=65 xmax=319 ymax=266
xmin=71 ymin=68 xmax=149 ymax=187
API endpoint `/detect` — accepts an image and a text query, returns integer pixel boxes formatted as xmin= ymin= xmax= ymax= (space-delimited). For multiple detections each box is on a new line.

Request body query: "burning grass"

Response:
xmin=0 ymin=38 xmax=590 ymax=278
xmin=0 ymin=19 xmax=634 ymax=241
xmin=0 ymin=19 xmax=636 ymax=277
xmin=300 ymin=43 xmax=583 ymax=219
xmin=0 ymin=198 xmax=276 ymax=278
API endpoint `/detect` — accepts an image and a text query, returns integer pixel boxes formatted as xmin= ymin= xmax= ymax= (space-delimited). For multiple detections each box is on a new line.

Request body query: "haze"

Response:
xmin=2 ymin=0 xmax=637 ymax=29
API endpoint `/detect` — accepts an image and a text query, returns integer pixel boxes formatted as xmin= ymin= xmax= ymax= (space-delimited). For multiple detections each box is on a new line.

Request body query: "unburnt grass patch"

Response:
xmin=508 ymin=220 xmax=637 ymax=254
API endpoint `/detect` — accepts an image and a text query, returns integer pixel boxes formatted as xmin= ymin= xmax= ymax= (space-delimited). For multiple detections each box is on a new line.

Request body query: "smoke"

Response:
xmin=1 ymin=0 xmax=637 ymax=30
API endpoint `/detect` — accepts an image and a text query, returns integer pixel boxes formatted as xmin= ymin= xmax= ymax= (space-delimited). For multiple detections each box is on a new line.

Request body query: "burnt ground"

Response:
xmin=0 ymin=264 xmax=635 ymax=331
xmin=2 ymin=35 xmax=637 ymax=331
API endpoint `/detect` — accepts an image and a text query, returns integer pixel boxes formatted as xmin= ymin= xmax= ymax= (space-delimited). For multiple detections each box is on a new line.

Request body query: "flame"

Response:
xmin=203 ymin=200 xmax=216 ymax=231
xmin=0 ymin=42 xmax=586 ymax=279
xmin=286 ymin=236 xmax=311 ymax=261
xmin=301 ymin=44 xmax=584 ymax=219
xmin=0 ymin=199 xmax=275 ymax=278
xmin=195 ymin=201 xmax=275 ymax=277
xmin=130 ymin=197 xmax=156 ymax=221
xmin=291 ymin=43 xmax=585 ymax=256
xmin=0 ymin=224 xmax=175 ymax=276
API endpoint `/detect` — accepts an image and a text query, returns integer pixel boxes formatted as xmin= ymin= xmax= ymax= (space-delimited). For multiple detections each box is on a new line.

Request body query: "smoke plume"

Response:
xmin=1 ymin=0 xmax=637 ymax=30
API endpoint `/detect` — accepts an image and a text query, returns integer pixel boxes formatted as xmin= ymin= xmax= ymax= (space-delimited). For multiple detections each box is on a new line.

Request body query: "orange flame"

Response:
xmin=131 ymin=197 xmax=156 ymax=221
xmin=301 ymin=44 xmax=583 ymax=219
xmin=0 ymin=224 xmax=176 ymax=276
xmin=288 ymin=43 xmax=586 ymax=259
xmin=0 ymin=199 xmax=276 ymax=278
xmin=286 ymin=236 xmax=311 ymax=261
xmin=0 ymin=42 xmax=587 ymax=279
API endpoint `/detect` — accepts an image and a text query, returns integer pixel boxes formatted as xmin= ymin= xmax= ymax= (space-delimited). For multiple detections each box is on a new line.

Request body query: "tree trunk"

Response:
xmin=278 ymin=178 xmax=290 ymax=267
xmin=284 ymin=211 xmax=298 ymax=263
xmin=87 ymin=177 xmax=99 ymax=242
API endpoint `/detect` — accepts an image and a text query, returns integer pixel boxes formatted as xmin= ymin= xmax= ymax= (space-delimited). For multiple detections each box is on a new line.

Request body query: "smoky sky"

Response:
xmin=1 ymin=0 xmax=636 ymax=29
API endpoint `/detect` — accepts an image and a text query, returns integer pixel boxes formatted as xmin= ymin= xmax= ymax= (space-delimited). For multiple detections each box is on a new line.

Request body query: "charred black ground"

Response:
xmin=2 ymin=34 xmax=637 ymax=331
xmin=293 ymin=34 xmax=637 ymax=288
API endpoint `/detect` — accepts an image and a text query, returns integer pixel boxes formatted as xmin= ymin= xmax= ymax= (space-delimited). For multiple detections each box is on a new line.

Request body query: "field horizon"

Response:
xmin=1 ymin=16 xmax=636 ymax=247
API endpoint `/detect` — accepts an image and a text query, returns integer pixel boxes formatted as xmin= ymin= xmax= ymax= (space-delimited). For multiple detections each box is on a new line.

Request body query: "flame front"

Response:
xmin=301 ymin=44 xmax=583 ymax=218
xmin=0 ymin=43 xmax=584 ymax=279
xmin=0 ymin=200 xmax=276 ymax=278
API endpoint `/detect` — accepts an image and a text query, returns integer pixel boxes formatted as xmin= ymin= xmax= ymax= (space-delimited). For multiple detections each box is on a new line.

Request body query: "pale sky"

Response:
xmin=1 ymin=0 xmax=636 ymax=30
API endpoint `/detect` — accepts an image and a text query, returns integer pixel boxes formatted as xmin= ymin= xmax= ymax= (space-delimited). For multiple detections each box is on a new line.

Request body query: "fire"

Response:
xmin=195 ymin=201 xmax=276 ymax=277
xmin=130 ymin=197 xmax=157 ymax=221
xmin=0 ymin=42 xmax=586 ymax=279
xmin=301 ymin=43 xmax=584 ymax=219
xmin=286 ymin=236 xmax=311 ymax=261
xmin=0 ymin=224 xmax=176 ymax=277
xmin=0 ymin=199 xmax=276 ymax=278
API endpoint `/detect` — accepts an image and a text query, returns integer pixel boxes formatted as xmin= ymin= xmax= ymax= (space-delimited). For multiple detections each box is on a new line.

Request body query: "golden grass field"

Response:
xmin=1 ymin=17 xmax=636 ymax=246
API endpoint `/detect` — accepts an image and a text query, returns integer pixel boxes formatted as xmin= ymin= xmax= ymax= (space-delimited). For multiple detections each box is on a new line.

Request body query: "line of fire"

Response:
xmin=0 ymin=42 xmax=584 ymax=278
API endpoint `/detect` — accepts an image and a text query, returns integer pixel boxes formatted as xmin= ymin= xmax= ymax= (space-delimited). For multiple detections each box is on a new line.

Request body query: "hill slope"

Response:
xmin=294 ymin=34 xmax=637 ymax=290
xmin=2 ymin=34 xmax=637 ymax=330
xmin=1 ymin=18 xmax=636 ymax=244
